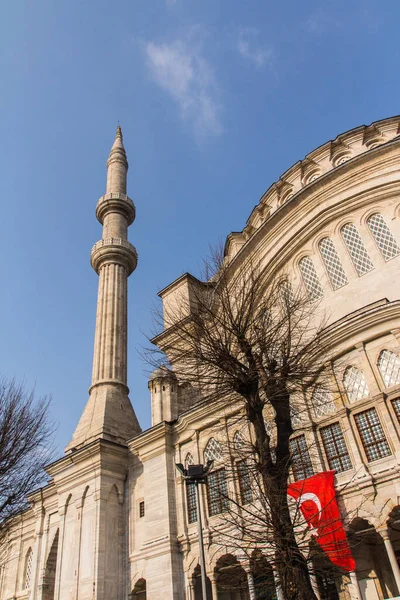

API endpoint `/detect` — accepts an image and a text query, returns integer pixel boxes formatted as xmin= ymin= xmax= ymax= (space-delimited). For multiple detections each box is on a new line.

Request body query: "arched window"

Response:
xmin=204 ymin=438 xmax=223 ymax=462
xmin=340 ymin=223 xmax=374 ymax=276
xmin=367 ymin=213 xmax=400 ymax=261
xmin=377 ymin=350 xmax=400 ymax=387
xmin=132 ymin=578 xmax=146 ymax=599
xmin=343 ymin=366 xmax=369 ymax=403
xmin=312 ymin=386 xmax=335 ymax=418
xmin=319 ymin=238 xmax=348 ymax=290
xmin=24 ymin=547 xmax=33 ymax=590
xmin=185 ymin=452 xmax=194 ymax=468
xmin=299 ymin=256 xmax=323 ymax=299
xmin=233 ymin=431 xmax=245 ymax=450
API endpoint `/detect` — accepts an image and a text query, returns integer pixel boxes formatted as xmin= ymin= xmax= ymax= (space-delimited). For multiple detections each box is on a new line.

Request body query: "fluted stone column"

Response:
xmin=67 ymin=126 xmax=140 ymax=451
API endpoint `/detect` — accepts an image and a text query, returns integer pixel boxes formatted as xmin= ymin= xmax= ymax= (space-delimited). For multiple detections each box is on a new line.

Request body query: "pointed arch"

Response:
xmin=233 ymin=430 xmax=245 ymax=451
xmin=312 ymin=385 xmax=335 ymax=418
xmin=377 ymin=349 xmax=400 ymax=387
xmin=42 ymin=529 xmax=59 ymax=600
xmin=23 ymin=547 xmax=33 ymax=590
xmin=343 ymin=366 xmax=369 ymax=403
xmin=367 ymin=213 xmax=400 ymax=261
xmin=185 ymin=452 xmax=194 ymax=469
xmin=131 ymin=578 xmax=146 ymax=599
xmin=204 ymin=438 xmax=223 ymax=462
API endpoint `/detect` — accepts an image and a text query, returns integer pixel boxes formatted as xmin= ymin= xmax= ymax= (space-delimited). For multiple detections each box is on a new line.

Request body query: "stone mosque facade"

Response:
xmin=2 ymin=117 xmax=400 ymax=600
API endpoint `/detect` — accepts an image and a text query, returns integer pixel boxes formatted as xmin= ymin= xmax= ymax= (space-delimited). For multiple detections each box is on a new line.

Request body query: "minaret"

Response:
xmin=67 ymin=126 xmax=140 ymax=451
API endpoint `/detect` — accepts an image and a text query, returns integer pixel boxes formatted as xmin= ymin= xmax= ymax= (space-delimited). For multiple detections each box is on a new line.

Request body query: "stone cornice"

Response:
xmin=227 ymin=137 xmax=400 ymax=275
xmin=318 ymin=300 xmax=400 ymax=357
xmin=46 ymin=438 xmax=129 ymax=477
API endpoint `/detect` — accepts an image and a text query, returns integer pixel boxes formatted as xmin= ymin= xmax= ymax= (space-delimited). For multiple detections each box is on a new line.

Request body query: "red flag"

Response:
xmin=287 ymin=471 xmax=355 ymax=572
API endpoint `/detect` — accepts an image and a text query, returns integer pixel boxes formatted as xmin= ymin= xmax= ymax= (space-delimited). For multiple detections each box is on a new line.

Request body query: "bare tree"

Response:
xmin=0 ymin=378 xmax=54 ymax=542
xmin=150 ymin=251 xmax=347 ymax=600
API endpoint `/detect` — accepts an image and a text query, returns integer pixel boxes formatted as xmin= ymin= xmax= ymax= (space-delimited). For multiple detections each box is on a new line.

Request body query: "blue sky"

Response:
xmin=0 ymin=0 xmax=399 ymax=452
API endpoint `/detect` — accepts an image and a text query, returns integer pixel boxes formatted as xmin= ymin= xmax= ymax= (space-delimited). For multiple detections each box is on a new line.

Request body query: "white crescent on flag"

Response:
xmin=297 ymin=492 xmax=322 ymax=516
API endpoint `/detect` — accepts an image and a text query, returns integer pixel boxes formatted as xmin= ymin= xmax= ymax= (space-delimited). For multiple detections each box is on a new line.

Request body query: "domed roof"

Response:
xmin=149 ymin=364 xmax=176 ymax=381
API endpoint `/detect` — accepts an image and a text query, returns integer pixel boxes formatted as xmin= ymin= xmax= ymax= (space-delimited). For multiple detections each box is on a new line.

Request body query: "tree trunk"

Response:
xmin=250 ymin=403 xmax=318 ymax=600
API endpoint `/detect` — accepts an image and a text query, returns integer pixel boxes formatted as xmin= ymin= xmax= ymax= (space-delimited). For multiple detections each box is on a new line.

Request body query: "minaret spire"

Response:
xmin=67 ymin=127 xmax=140 ymax=451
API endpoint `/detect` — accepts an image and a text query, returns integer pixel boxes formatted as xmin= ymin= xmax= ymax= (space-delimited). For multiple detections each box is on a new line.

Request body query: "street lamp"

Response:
xmin=176 ymin=460 xmax=214 ymax=600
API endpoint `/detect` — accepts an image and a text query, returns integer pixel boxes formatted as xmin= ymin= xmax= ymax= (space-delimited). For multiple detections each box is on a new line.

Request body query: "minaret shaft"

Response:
xmin=66 ymin=127 xmax=140 ymax=451
xmin=92 ymin=262 xmax=128 ymax=385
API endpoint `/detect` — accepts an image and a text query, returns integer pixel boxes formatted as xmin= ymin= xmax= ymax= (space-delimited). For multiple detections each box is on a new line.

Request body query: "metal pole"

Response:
xmin=195 ymin=482 xmax=208 ymax=600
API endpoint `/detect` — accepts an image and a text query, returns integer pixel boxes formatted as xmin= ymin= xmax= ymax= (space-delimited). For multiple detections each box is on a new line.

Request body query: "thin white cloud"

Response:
xmin=166 ymin=0 xmax=177 ymax=6
xmin=145 ymin=36 xmax=222 ymax=137
xmin=238 ymin=28 xmax=273 ymax=68
xmin=305 ymin=10 xmax=342 ymax=35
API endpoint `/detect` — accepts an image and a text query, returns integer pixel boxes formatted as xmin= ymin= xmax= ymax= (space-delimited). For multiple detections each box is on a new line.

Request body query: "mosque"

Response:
xmin=2 ymin=117 xmax=400 ymax=600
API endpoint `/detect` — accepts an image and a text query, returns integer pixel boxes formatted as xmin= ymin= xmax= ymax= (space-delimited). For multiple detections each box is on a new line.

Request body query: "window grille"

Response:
xmin=299 ymin=256 xmax=324 ymax=299
xmin=207 ymin=468 xmax=229 ymax=516
xmin=186 ymin=483 xmax=197 ymax=523
xmin=233 ymin=431 xmax=245 ymax=450
xmin=312 ymin=386 xmax=335 ymax=419
xmin=139 ymin=501 xmax=145 ymax=518
xmin=204 ymin=438 xmax=223 ymax=462
xmin=185 ymin=452 xmax=194 ymax=468
xmin=289 ymin=435 xmax=314 ymax=481
xmin=354 ymin=408 xmax=391 ymax=462
xmin=367 ymin=213 xmax=400 ymax=261
xmin=320 ymin=422 xmax=352 ymax=472
xmin=392 ymin=398 xmax=400 ymax=423
xmin=24 ymin=548 xmax=33 ymax=589
xmin=237 ymin=460 xmax=253 ymax=504
xmin=290 ymin=405 xmax=302 ymax=427
xmin=341 ymin=223 xmax=374 ymax=276
xmin=264 ymin=419 xmax=274 ymax=437
xmin=343 ymin=366 xmax=369 ymax=403
xmin=319 ymin=238 xmax=348 ymax=290
xmin=378 ymin=350 xmax=400 ymax=388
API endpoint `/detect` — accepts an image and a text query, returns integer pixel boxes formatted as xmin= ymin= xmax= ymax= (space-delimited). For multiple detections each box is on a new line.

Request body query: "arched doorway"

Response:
xmin=192 ymin=564 xmax=212 ymax=600
xmin=250 ymin=551 xmax=277 ymax=600
xmin=349 ymin=517 xmax=397 ymax=599
xmin=42 ymin=529 xmax=59 ymax=600
xmin=131 ymin=578 xmax=146 ymax=599
xmin=214 ymin=554 xmax=249 ymax=600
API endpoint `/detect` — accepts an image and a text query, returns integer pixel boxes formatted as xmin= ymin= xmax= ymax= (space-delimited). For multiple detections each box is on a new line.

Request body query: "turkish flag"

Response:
xmin=287 ymin=471 xmax=356 ymax=572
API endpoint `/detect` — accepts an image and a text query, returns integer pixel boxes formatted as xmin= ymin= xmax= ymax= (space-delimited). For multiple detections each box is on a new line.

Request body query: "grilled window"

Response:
xmin=312 ymin=386 xmax=335 ymax=419
xmin=299 ymin=256 xmax=324 ymax=299
xmin=185 ymin=452 xmax=195 ymax=468
xmin=233 ymin=431 xmax=246 ymax=451
xmin=343 ymin=366 xmax=369 ymax=403
xmin=204 ymin=438 xmax=223 ymax=462
xmin=207 ymin=468 xmax=229 ymax=516
xmin=186 ymin=483 xmax=197 ymax=523
xmin=319 ymin=237 xmax=348 ymax=290
xmin=139 ymin=501 xmax=145 ymax=518
xmin=392 ymin=398 xmax=400 ymax=423
xmin=237 ymin=460 xmax=253 ymax=505
xmin=377 ymin=350 xmax=400 ymax=388
xmin=367 ymin=213 xmax=400 ymax=261
xmin=320 ymin=422 xmax=352 ymax=472
xmin=24 ymin=548 xmax=33 ymax=589
xmin=289 ymin=435 xmax=314 ymax=481
xmin=341 ymin=223 xmax=374 ymax=276
xmin=354 ymin=408 xmax=391 ymax=462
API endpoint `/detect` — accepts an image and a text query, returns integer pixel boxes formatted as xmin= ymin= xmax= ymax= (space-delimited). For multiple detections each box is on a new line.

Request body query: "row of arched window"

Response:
xmin=299 ymin=213 xmax=400 ymax=298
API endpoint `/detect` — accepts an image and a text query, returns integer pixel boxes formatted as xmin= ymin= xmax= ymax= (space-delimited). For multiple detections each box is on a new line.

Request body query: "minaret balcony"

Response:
xmin=90 ymin=237 xmax=138 ymax=274
xmin=96 ymin=192 xmax=136 ymax=226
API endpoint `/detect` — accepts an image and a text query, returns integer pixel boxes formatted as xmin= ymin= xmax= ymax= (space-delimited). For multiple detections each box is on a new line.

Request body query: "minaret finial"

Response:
xmin=116 ymin=123 xmax=123 ymax=140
